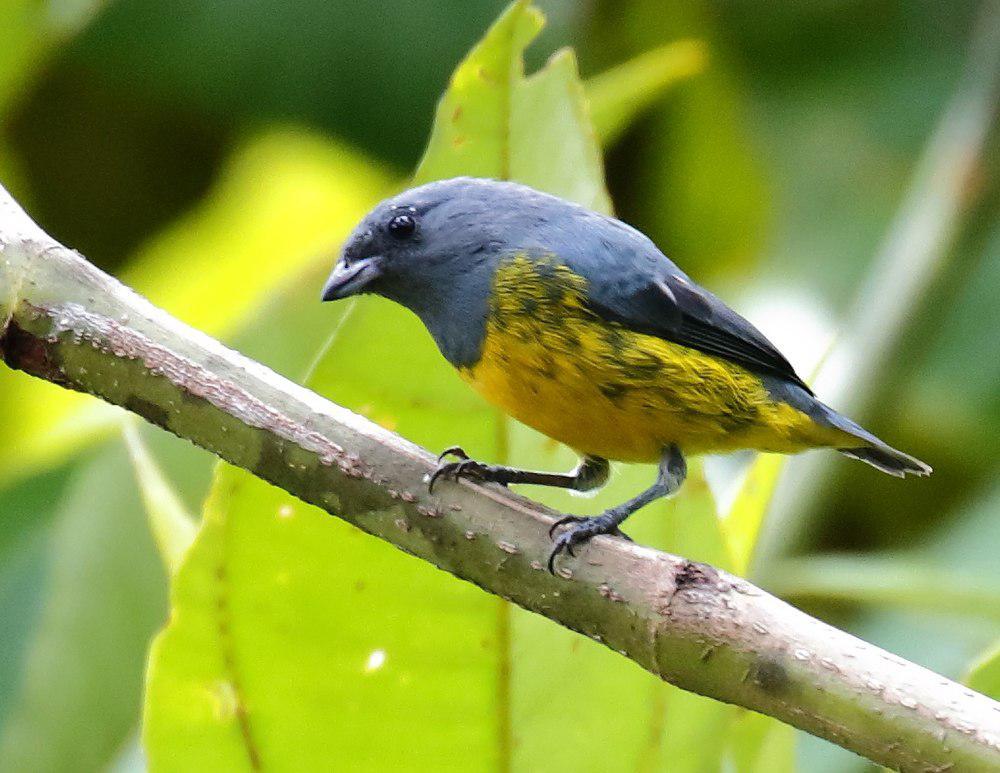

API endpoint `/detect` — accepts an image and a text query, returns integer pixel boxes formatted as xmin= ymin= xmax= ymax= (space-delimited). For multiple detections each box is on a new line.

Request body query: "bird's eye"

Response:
xmin=387 ymin=213 xmax=417 ymax=239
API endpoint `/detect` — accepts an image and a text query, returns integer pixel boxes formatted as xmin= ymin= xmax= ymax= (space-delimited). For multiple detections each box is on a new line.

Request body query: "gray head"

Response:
xmin=321 ymin=177 xmax=571 ymax=365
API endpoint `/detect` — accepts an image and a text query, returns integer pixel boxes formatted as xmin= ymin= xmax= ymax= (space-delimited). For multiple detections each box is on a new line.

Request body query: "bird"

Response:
xmin=321 ymin=177 xmax=930 ymax=572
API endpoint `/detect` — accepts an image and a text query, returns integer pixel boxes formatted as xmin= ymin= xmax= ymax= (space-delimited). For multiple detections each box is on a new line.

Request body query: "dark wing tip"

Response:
xmin=839 ymin=446 xmax=932 ymax=477
xmin=676 ymin=315 xmax=814 ymax=394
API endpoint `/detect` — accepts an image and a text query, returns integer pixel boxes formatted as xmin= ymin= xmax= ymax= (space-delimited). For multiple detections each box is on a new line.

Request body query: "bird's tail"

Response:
xmin=837 ymin=444 xmax=931 ymax=478
xmin=813 ymin=401 xmax=932 ymax=478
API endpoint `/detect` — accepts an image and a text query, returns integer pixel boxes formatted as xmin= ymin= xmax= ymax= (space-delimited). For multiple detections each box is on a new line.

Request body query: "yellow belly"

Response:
xmin=458 ymin=257 xmax=842 ymax=462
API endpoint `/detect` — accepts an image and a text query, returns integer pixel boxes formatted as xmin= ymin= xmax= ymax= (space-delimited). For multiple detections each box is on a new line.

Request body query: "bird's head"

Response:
xmin=320 ymin=177 xmax=519 ymax=308
xmin=321 ymin=177 xmax=543 ymax=365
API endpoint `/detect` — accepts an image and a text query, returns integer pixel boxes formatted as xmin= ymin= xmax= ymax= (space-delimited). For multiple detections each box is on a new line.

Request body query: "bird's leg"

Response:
xmin=428 ymin=449 xmax=609 ymax=494
xmin=548 ymin=445 xmax=686 ymax=573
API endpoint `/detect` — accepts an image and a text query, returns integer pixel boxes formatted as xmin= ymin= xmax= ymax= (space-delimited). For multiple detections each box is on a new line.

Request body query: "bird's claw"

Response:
xmin=547 ymin=515 xmax=632 ymax=574
xmin=548 ymin=514 xmax=586 ymax=539
xmin=437 ymin=445 xmax=470 ymax=463
xmin=428 ymin=450 xmax=489 ymax=493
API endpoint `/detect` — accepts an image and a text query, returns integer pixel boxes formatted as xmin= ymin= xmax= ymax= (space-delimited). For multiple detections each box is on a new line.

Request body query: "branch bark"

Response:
xmin=1 ymin=187 xmax=998 ymax=772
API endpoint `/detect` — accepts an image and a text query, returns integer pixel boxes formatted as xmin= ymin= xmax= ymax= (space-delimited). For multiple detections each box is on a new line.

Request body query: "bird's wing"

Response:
xmin=568 ymin=240 xmax=812 ymax=393
xmin=501 ymin=197 xmax=811 ymax=392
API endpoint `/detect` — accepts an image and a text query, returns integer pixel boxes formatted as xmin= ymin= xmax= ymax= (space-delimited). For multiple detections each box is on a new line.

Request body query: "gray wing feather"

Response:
xmin=541 ymin=209 xmax=812 ymax=393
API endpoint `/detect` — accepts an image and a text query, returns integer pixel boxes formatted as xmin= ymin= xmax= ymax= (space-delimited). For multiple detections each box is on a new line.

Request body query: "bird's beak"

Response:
xmin=320 ymin=256 xmax=383 ymax=301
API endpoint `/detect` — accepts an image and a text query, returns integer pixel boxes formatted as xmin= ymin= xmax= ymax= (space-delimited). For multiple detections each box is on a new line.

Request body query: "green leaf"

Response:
xmin=723 ymin=453 xmax=786 ymax=576
xmin=122 ymin=420 xmax=197 ymax=576
xmin=414 ymin=0 xmax=610 ymax=214
xmin=0 ymin=443 xmax=167 ymax=773
xmin=413 ymin=0 xmax=541 ymax=182
xmin=0 ymin=466 xmax=71 ymax=736
xmin=725 ymin=710 xmax=796 ymax=773
xmin=144 ymin=463 xmax=501 ymax=771
xmin=0 ymin=372 xmax=115 ymax=488
xmin=586 ymin=40 xmax=707 ymax=146
xmin=964 ymin=640 xmax=1000 ymax=700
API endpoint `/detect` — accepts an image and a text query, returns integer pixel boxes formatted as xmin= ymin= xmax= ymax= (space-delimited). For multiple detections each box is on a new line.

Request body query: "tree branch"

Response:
xmin=1 ymin=186 xmax=998 ymax=772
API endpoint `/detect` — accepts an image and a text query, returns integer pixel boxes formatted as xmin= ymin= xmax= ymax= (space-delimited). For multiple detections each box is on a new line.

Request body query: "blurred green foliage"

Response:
xmin=0 ymin=1 xmax=996 ymax=771
xmin=122 ymin=421 xmax=196 ymax=576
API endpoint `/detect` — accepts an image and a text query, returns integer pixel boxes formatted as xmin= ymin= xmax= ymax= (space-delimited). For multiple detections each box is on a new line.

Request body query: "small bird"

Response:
xmin=321 ymin=177 xmax=930 ymax=571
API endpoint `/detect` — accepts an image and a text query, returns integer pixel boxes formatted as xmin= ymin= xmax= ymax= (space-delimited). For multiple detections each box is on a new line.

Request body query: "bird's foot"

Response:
xmin=429 ymin=447 xmax=503 ymax=493
xmin=547 ymin=514 xmax=632 ymax=574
